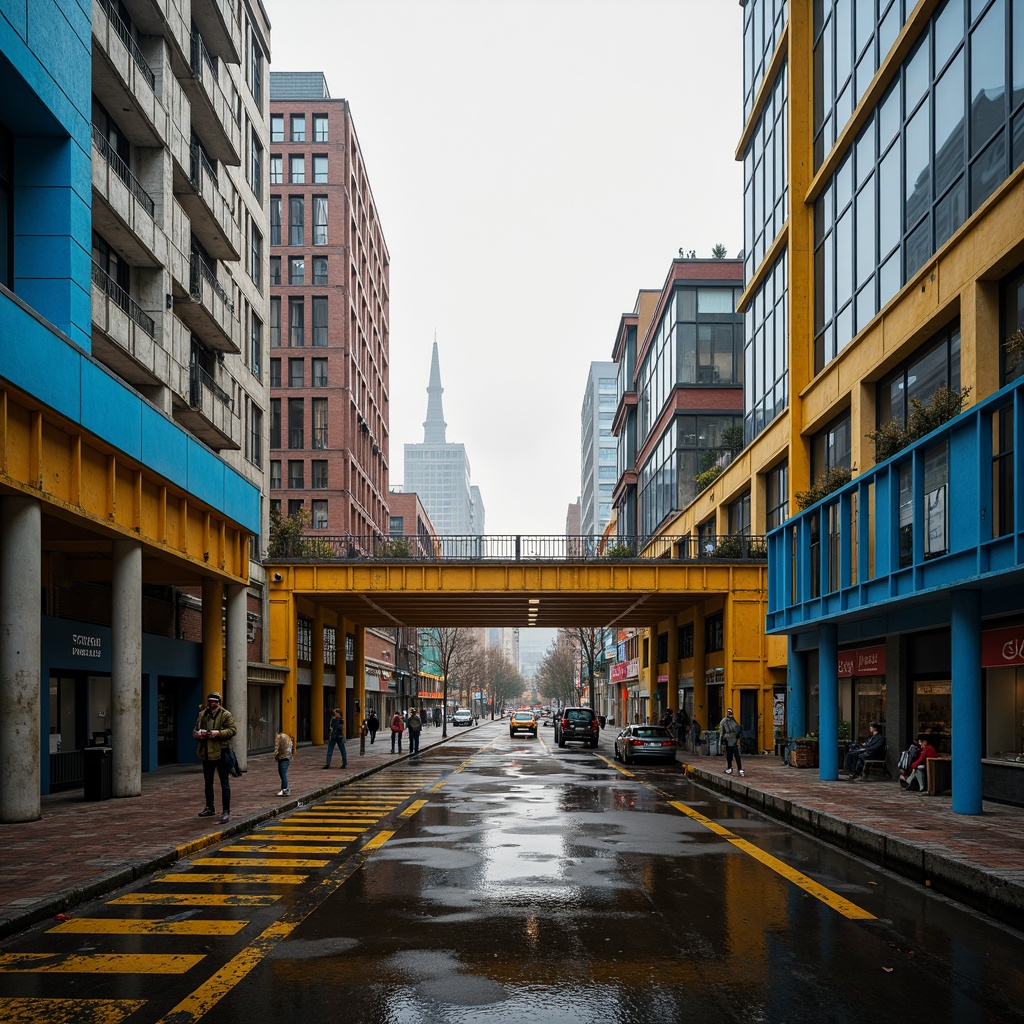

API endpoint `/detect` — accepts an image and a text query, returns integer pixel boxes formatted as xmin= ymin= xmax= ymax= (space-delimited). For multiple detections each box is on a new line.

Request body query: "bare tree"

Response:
xmin=422 ymin=626 xmax=476 ymax=736
xmin=572 ymin=626 xmax=602 ymax=709
xmin=536 ymin=634 xmax=577 ymax=708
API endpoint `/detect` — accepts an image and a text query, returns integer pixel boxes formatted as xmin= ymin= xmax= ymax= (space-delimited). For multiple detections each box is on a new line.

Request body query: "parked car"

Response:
xmin=613 ymin=724 xmax=678 ymax=765
xmin=509 ymin=710 xmax=538 ymax=738
xmin=554 ymin=707 xmax=600 ymax=748
xmin=452 ymin=709 xmax=474 ymax=727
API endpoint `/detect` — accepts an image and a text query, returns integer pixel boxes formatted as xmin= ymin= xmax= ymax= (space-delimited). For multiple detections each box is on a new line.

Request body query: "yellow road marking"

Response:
xmin=430 ymin=779 xmax=446 ymax=791
xmin=0 ymin=953 xmax=203 ymax=974
xmin=400 ymin=799 xmax=428 ymax=817
xmin=668 ymin=801 xmax=875 ymax=920
xmin=151 ymin=873 xmax=305 ymax=885
xmin=109 ymin=893 xmax=279 ymax=906
xmin=223 ymin=844 xmax=348 ymax=854
xmin=48 ymin=918 xmax=247 ymax=936
xmin=601 ymin=755 xmax=634 ymax=776
xmin=190 ymin=857 xmax=329 ymax=868
xmin=0 ymin=997 xmax=145 ymax=1023
xmin=362 ymin=830 xmax=394 ymax=850
xmin=261 ymin=825 xmax=368 ymax=833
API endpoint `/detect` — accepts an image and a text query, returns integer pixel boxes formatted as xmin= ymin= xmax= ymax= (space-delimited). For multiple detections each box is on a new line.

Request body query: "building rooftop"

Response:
xmin=270 ymin=71 xmax=331 ymax=101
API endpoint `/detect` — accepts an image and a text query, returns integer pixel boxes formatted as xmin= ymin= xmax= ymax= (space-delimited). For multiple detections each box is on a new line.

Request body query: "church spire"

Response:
xmin=423 ymin=339 xmax=447 ymax=444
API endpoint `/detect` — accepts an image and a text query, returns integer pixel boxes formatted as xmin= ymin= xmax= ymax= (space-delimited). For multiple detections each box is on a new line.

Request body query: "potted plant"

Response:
xmin=791 ymin=733 xmax=819 ymax=768
xmin=838 ymin=719 xmax=851 ymax=766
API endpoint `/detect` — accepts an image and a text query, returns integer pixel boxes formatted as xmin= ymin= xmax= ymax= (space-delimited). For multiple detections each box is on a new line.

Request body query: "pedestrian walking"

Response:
xmin=274 ymin=730 xmax=294 ymax=796
xmin=407 ymin=707 xmax=423 ymax=754
xmin=719 ymin=708 xmax=744 ymax=776
xmin=366 ymin=709 xmax=379 ymax=744
xmin=324 ymin=708 xmax=347 ymax=769
xmin=691 ymin=717 xmax=702 ymax=754
xmin=433 ymin=707 xmax=442 ymax=728
xmin=676 ymin=708 xmax=691 ymax=749
xmin=192 ymin=691 xmax=236 ymax=824
xmin=390 ymin=710 xmax=405 ymax=753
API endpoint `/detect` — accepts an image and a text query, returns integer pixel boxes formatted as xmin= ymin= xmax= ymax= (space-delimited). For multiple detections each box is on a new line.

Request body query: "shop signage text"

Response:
xmin=837 ymin=644 xmax=886 ymax=677
xmin=72 ymin=633 xmax=103 ymax=659
xmin=982 ymin=625 xmax=1024 ymax=667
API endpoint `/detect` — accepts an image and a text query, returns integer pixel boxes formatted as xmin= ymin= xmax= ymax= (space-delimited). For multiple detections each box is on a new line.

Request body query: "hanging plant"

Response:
xmin=1005 ymin=323 xmax=1024 ymax=370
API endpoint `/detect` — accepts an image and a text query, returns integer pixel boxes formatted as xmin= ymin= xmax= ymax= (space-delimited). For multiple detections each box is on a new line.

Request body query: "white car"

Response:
xmin=452 ymin=709 xmax=474 ymax=727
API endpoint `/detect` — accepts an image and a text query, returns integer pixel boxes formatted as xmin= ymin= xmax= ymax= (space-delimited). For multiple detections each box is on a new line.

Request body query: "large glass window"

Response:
xmin=270 ymin=398 xmax=280 ymax=449
xmin=0 ymin=123 xmax=12 ymax=289
xmin=313 ymin=114 xmax=328 ymax=142
xmin=313 ymin=256 xmax=328 ymax=285
xmin=289 ymin=154 xmax=305 ymax=184
xmin=289 ymin=255 xmax=304 ymax=285
xmin=312 ymin=500 xmax=328 ymax=529
xmin=744 ymin=252 xmax=788 ymax=442
xmin=288 ymin=297 xmax=304 ymax=346
xmin=288 ymin=399 xmax=304 ymax=449
xmin=877 ymin=322 xmax=961 ymax=427
xmin=270 ymin=296 xmax=280 ymax=347
xmin=766 ymin=461 xmax=789 ymax=531
xmin=811 ymin=411 xmax=852 ymax=481
xmin=269 ymin=196 xmax=281 ymax=245
xmin=313 ymin=196 xmax=328 ymax=245
xmin=270 ymin=114 xmax=284 ymax=143
xmin=289 ymin=196 xmax=304 ymax=245
xmin=312 ymin=398 xmax=328 ymax=449
xmin=288 ymin=459 xmax=304 ymax=488
xmin=311 ymin=357 xmax=328 ymax=387
xmin=312 ymin=296 xmax=328 ymax=346
xmin=313 ymin=155 xmax=328 ymax=183
xmin=290 ymin=114 xmax=305 ymax=142
xmin=288 ymin=357 xmax=303 ymax=387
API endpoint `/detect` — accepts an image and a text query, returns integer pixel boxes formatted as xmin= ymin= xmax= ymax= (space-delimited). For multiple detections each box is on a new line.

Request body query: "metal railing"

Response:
xmin=189 ymin=141 xmax=219 ymax=193
xmin=189 ymin=252 xmax=234 ymax=312
xmin=189 ymin=363 xmax=233 ymax=411
xmin=265 ymin=534 xmax=769 ymax=562
xmin=99 ymin=0 xmax=155 ymax=88
xmin=190 ymin=30 xmax=218 ymax=84
xmin=92 ymin=126 xmax=155 ymax=216
xmin=91 ymin=261 xmax=156 ymax=337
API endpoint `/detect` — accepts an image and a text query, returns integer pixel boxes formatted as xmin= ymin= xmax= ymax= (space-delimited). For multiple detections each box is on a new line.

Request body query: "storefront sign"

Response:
xmin=417 ymin=691 xmax=443 ymax=699
xmin=611 ymin=658 xmax=639 ymax=683
xmin=837 ymin=644 xmax=886 ymax=677
xmin=72 ymin=633 xmax=103 ymax=659
xmin=982 ymin=625 xmax=1024 ymax=667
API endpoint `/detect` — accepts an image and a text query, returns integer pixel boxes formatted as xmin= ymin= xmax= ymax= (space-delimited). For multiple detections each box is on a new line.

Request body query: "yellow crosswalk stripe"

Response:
xmin=151 ymin=873 xmax=305 ymax=885
xmin=190 ymin=857 xmax=329 ymax=868
xmin=222 ymin=844 xmax=348 ymax=854
xmin=0 ymin=997 xmax=145 ymax=1023
xmin=362 ymin=830 xmax=394 ymax=851
xmin=48 ymin=918 xmax=248 ymax=936
xmin=109 ymin=893 xmax=279 ymax=906
xmin=400 ymin=800 xmax=428 ymax=817
xmin=0 ymin=953 xmax=203 ymax=974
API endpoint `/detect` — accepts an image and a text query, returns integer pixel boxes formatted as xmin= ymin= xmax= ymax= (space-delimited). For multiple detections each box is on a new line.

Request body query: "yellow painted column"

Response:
xmin=693 ymin=608 xmax=707 ymax=732
xmin=268 ymin=573 xmax=297 ymax=744
xmin=353 ymin=625 xmax=366 ymax=740
xmin=667 ymin=616 xmax=679 ymax=715
xmin=202 ymin=577 xmax=224 ymax=698
xmin=311 ymin=608 xmax=324 ymax=746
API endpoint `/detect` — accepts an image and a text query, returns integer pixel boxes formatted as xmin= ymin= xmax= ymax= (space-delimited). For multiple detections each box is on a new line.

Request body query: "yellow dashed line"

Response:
xmin=362 ymin=830 xmax=395 ymax=850
xmin=400 ymin=799 xmax=428 ymax=817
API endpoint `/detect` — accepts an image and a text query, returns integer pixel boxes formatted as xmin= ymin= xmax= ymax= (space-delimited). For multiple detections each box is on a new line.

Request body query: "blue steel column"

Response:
xmin=787 ymin=636 xmax=806 ymax=749
xmin=950 ymin=589 xmax=983 ymax=814
xmin=818 ymin=624 xmax=839 ymax=779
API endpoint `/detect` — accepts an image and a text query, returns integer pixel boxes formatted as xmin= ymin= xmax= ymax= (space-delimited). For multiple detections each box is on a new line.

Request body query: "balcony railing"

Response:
xmin=189 ymin=252 xmax=233 ymax=312
xmin=92 ymin=126 xmax=155 ymax=216
xmin=91 ymin=261 xmax=155 ymax=337
xmin=98 ymin=0 xmax=155 ymax=88
xmin=189 ymin=363 xmax=233 ymax=411
xmin=189 ymin=141 xmax=219 ymax=193
xmin=190 ymin=30 xmax=219 ymax=84
xmin=265 ymin=533 xmax=769 ymax=562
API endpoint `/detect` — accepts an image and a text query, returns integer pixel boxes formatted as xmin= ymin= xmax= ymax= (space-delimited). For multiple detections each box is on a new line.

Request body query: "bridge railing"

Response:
xmin=266 ymin=534 xmax=769 ymax=563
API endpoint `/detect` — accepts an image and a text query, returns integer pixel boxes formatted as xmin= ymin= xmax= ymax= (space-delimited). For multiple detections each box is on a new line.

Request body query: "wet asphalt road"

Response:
xmin=2 ymin=719 xmax=1024 ymax=1024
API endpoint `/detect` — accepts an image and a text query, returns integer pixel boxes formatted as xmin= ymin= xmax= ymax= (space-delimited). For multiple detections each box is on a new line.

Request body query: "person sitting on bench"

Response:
xmin=844 ymin=722 xmax=885 ymax=778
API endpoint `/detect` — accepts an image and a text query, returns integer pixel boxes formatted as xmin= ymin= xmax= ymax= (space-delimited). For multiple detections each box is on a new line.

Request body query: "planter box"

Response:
xmin=790 ymin=741 xmax=818 ymax=768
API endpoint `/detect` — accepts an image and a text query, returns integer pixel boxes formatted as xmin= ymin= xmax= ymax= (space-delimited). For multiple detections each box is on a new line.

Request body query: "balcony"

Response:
xmin=181 ymin=29 xmax=241 ymax=165
xmin=190 ymin=0 xmax=242 ymax=66
xmin=174 ymin=362 xmax=241 ymax=450
xmin=173 ymin=141 xmax=241 ymax=260
xmin=766 ymin=374 xmax=1024 ymax=635
xmin=91 ymin=262 xmax=169 ymax=388
xmin=173 ymin=252 xmax=239 ymax=354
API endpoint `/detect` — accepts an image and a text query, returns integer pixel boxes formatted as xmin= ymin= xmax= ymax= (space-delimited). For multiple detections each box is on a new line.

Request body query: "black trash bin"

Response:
xmin=598 ymin=715 xmax=607 ymax=729
xmin=83 ymin=745 xmax=112 ymax=801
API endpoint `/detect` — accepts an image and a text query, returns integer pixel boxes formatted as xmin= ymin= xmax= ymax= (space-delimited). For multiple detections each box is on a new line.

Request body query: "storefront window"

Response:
xmin=914 ymin=679 xmax=951 ymax=754
xmin=985 ymin=666 xmax=1024 ymax=761
xmin=853 ymin=679 xmax=885 ymax=743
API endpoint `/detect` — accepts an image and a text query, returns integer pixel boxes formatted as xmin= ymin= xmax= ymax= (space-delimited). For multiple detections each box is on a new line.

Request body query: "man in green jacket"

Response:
xmin=193 ymin=691 xmax=237 ymax=824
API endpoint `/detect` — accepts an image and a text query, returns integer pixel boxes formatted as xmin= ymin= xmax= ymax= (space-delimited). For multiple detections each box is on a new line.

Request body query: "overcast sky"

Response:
xmin=269 ymin=0 xmax=745 ymax=536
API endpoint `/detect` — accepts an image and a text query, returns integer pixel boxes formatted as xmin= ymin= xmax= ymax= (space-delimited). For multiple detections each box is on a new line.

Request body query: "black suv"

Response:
xmin=554 ymin=707 xmax=600 ymax=748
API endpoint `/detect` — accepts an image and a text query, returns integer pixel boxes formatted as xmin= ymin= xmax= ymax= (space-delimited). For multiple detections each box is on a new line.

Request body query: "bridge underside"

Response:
xmin=267 ymin=561 xmax=764 ymax=629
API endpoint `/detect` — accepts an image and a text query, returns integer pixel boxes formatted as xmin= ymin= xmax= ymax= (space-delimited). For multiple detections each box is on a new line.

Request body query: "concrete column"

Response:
xmin=111 ymin=539 xmax=142 ymax=797
xmin=202 ymin=577 xmax=224 ymax=699
xmin=818 ymin=624 xmax=839 ymax=779
xmin=225 ymin=584 xmax=247 ymax=769
xmin=0 ymin=496 xmax=42 ymax=823
xmin=667 ymin=617 xmax=679 ymax=714
xmin=950 ymin=589 xmax=983 ymax=814
xmin=787 ymin=635 xmax=807 ymax=744
xmin=354 ymin=626 xmax=366 ymax=736
xmin=312 ymin=609 xmax=324 ymax=743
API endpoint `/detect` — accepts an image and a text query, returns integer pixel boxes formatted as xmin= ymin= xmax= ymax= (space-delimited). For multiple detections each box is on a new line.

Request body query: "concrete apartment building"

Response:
xmin=635 ymin=1 xmax=1024 ymax=812
xmin=579 ymin=361 xmax=618 ymax=538
xmin=1 ymin=0 xmax=269 ymax=819
xmin=268 ymin=72 xmax=390 ymax=546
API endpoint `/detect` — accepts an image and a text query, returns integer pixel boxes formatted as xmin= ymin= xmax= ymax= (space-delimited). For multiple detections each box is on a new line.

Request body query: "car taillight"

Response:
xmin=561 ymin=718 xmax=569 ymax=730
xmin=629 ymin=738 xmax=643 ymax=747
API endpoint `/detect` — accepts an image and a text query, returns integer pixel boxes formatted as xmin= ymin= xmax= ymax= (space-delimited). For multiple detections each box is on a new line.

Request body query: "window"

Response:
xmin=288 ymin=399 xmax=304 ymax=449
xmin=877 ymin=324 xmax=961 ymax=428
xmin=312 ymin=500 xmax=328 ymax=529
xmin=314 ymin=114 xmax=328 ymax=142
xmin=269 ymin=196 xmax=281 ymax=245
xmin=288 ymin=499 xmax=304 ymax=518
xmin=288 ymin=196 xmax=304 ymax=245
xmin=288 ymin=297 xmax=304 ymax=346
xmin=251 ymin=314 xmax=263 ymax=380
xmin=269 ymin=255 xmax=281 ymax=285
xmin=678 ymin=623 xmax=694 ymax=659
xmin=811 ymin=411 xmax=852 ymax=481
xmin=270 ymin=358 xmax=281 ymax=387
xmin=312 ymin=398 xmax=327 ymax=449
xmin=312 ymin=357 xmax=328 ymax=386
xmin=296 ymin=616 xmax=312 ymax=664
xmin=390 ymin=515 xmax=404 ymax=534
xmin=290 ymin=114 xmax=306 ymax=142
xmin=249 ymin=133 xmax=263 ymax=198
xmin=269 ymin=154 xmax=282 ymax=184
xmin=249 ymin=224 xmax=262 ymax=287
xmin=270 ymin=460 xmax=281 ymax=489
xmin=313 ymin=195 xmax=328 ymax=245
xmin=729 ymin=491 xmax=751 ymax=536
xmin=270 ymin=296 xmax=281 ymax=347
xmin=250 ymin=38 xmax=263 ymax=105
xmin=289 ymin=255 xmax=305 ymax=285
xmin=312 ymin=296 xmax=328 ymax=346
xmin=312 ymin=459 xmax=328 ymax=487
xmin=288 ymin=459 xmax=304 ymax=488
xmin=270 ymin=398 xmax=281 ymax=448
xmin=313 ymin=154 xmax=328 ymax=183
xmin=270 ymin=114 xmax=284 ymax=143
xmin=766 ymin=461 xmax=789 ymax=531
xmin=1 ymin=123 xmax=12 ymax=289
xmin=313 ymin=256 xmax=328 ymax=285
xmin=289 ymin=154 xmax=305 ymax=184
xmin=248 ymin=406 xmax=262 ymax=468
xmin=705 ymin=612 xmax=724 ymax=652
xmin=289 ymin=357 xmax=303 ymax=387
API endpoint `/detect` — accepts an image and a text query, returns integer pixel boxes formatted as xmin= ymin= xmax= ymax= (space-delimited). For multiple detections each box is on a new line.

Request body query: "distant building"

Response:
xmin=580 ymin=361 xmax=618 ymax=537
xmin=268 ymin=72 xmax=390 ymax=543
xmin=403 ymin=342 xmax=485 ymax=540
xmin=565 ymin=500 xmax=581 ymax=537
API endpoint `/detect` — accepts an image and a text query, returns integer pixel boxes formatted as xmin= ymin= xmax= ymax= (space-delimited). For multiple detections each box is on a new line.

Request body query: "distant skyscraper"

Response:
xmin=404 ymin=342 xmax=484 ymax=538
xmin=580 ymin=361 xmax=618 ymax=537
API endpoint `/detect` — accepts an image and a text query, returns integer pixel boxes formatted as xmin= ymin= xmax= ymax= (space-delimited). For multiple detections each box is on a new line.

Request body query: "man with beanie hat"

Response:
xmin=193 ymin=691 xmax=237 ymax=824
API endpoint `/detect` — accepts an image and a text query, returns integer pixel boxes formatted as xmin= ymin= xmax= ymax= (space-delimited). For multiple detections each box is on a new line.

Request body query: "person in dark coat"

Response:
xmin=193 ymin=691 xmax=237 ymax=824
xmin=366 ymin=709 xmax=379 ymax=744
xmin=844 ymin=722 xmax=885 ymax=778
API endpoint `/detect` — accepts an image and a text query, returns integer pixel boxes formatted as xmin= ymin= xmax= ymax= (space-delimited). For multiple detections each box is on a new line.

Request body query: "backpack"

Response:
xmin=897 ymin=743 xmax=920 ymax=772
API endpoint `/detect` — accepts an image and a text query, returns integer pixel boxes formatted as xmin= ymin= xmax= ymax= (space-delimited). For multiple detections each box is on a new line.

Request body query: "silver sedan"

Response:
xmin=613 ymin=725 xmax=678 ymax=765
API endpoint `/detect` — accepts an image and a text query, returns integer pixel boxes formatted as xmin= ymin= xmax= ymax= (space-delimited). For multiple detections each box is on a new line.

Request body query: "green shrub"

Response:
xmin=795 ymin=466 xmax=852 ymax=510
xmin=866 ymin=385 xmax=972 ymax=463
xmin=694 ymin=465 xmax=723 ymax=492
xmin=606 ymin=541 xmax=634 ymax=559
xmin=712 ymin=535 xmax=742 ymax=558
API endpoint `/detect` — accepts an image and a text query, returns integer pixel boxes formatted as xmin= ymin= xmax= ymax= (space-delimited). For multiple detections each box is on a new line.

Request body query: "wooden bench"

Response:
xmin=927 ymin=756 xmax=952 ymax=795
